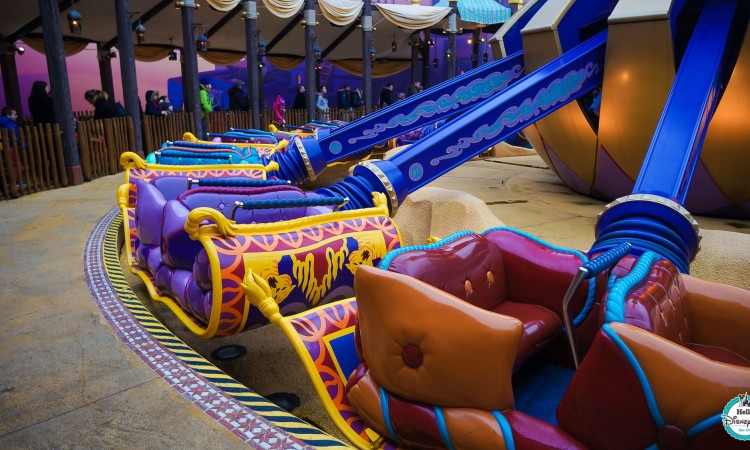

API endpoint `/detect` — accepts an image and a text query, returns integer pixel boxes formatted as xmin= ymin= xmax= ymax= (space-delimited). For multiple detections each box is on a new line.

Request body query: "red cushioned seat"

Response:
xmin=384 ymin=230 xmax=592 ymax=367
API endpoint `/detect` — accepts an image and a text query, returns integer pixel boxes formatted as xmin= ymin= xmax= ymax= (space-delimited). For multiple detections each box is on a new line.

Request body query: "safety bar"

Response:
xmin=282 ymin=124 xmax=315 ymax=132
xmin=229 ymin=196 xmax=349 ymax=221
xmin=562 ymin=242 xmax=631 ymax=369
xmin=186 ymin=178 xmax=291 ymax=190
xmin=155 ymin=150 xmax=232 ymax=163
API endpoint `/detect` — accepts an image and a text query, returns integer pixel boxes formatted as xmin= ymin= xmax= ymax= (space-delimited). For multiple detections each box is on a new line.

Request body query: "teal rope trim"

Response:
xmin=482 ymin=227 xmax=594 ymax=326
xmin=602 ymin=324 xmax=665 ymax=428
xmin=378 ymin=230 xmax=475 ymax=269
xmin=379 ymin=387 xmax=399 ymax=444
xmin=687 ymin=414 xmax=721 ymax=437
xmin=237 ymin=196 xmax=347 ymax=210
xmin=607 ymin=274 xmax=618 ymax=291
xmin=434 ymin=407 xmax=456 ymax=450
xmin=491 ymin=411 xmax=516 ymax=450
xmin=604 ymin=252 xmax=661 ymax=324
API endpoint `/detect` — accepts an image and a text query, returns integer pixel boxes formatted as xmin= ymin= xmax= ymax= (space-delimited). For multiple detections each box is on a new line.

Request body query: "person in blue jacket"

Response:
xmin=0 ymin=106 xmax=23 ymax=180
xmin=0 ymin=106 xmax=19 ymax=137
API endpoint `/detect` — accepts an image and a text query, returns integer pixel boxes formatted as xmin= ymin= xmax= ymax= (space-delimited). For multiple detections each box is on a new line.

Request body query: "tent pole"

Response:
xmin=304 ymin=0 xmax=316 ymax=121
xmin=114 ymin=0 xmax=144 ymax=155
xmin=447 ymin=0 xmax=457 ymax=78
xmin=243 ymin=0 xmax=261 ymax=129
xmin=38 ymin=0 xmax=82 ymax=184
xmin=362 ymin=0 xmax=373 ymax=114
xmin=0 ymin=42 xmax=23 ymax=117
xmin=178 ymin=0 xmax=203 ymax=138
xmin=97 ymin=44 xmax=116 ymax=104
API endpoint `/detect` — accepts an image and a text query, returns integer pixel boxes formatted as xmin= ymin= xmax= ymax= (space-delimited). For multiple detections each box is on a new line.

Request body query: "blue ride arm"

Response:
xmin=316 ymin=31 xmax=607 ymax=214
xmin=312 ymin=52 xmax=525 ymax=164
xmin=593 ymin=0 xmax=739 ymax=273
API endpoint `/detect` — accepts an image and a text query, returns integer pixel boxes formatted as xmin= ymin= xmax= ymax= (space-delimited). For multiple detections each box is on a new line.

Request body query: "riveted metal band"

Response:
xmin=357 ymin=160 xmax=399 ymax=215
xmin=296 ymin=140 xmax=317 ymax=181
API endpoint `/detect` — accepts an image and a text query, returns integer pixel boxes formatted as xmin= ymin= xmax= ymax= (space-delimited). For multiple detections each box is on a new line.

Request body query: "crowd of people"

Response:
xmin=5 ymin=76 xmax=424 ymax=133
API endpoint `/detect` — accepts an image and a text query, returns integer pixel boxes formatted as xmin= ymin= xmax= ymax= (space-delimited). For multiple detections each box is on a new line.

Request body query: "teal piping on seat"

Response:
xmin=602 ymin=324 xmax=665 ymax=428
xmin=607 ymin=274 xmax=618 ymax=290
xmin=379 ymin=387 xmax=399 ymax=444
xmin=604 ymin=252 xmax=661 ymax=324
xmin=491 ymin=411 xmax=516 ymax=450
xmin=687 ymin=414 xmax=722 ymax=437
xmin=482 ymin=227 xmax=594 ymax=326
xmin=434 ymin=407 xmax=456 ymax=450
xmin=378 ymin=230 xmax=474 ymax=269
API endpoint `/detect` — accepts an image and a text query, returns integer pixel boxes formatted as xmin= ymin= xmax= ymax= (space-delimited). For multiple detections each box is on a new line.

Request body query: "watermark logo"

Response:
xmin=722 ymin=393 xmax=750 ymax=440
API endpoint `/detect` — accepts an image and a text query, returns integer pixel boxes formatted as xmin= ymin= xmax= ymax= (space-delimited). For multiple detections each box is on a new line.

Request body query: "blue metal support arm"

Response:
xmin=317 ymin=31 xmax=607 ymax=215
xmin=284 ymin=52 xmax=526 ymax=181
xmin=592 ymin=0 xmax=738 ymax=273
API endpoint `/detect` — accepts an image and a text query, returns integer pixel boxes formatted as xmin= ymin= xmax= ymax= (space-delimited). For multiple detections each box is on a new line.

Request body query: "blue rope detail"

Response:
xmin=602 ymin=324 xmax=665 ymax=428
xmin=378 ymin=230 xmax=475 ymax=269
xmin=607 ymin=274 xmax=618 ymax=291
xmin=687 ymin=413 xmax=722 ymax=437
xmin=237 ymin=196 xmax=347 ymax=210
xmin=604 ymin=252 xmax=661 ymax=324
xmin=158 ymin=150 xmax=232 ymax=160
xmin=434 ymin=407 xmax=456 ymax=450
xmin=482 ymin=227 xmax=594 ymax=326
xmin=195 ymin=178 xmax=290 ymax=187
xmin=491 ymin=411 xmax=516 ymax=450
xmin=170 ymin=141 xmax=240 ymax=150
xmin=379 ymin=387 xmax=399 ymax=444
xmin=196 ymin=178 xmax=291 ymax=187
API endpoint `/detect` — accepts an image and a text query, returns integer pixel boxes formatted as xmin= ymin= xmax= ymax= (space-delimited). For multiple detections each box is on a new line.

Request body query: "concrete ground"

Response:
xmin=1 ymin=155 xmax=748 ymax=448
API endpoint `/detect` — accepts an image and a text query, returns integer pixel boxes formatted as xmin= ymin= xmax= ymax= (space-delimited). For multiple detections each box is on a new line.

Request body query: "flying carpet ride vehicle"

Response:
xmin=118 ymin=152 xmax=401 ymax=338
xmin=103 ymin=0 xmax=750 ymax=447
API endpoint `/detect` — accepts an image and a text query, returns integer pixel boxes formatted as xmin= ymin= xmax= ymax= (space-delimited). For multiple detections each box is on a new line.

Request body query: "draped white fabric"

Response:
xmin=317 ymin=0 xmax=364 ymax=26
xmin=262 ymin=0 xmax=305 ymax=18
xmin=205 ymin=0 xmax=241 ymax=12
xmin=373 ymin=3 xmax=451 ymax=30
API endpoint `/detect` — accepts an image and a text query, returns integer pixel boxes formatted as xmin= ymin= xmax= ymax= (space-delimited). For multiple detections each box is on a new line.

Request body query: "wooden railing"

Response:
xmin=1 ymin=106 xmax=380 ymax=199
xmin=0 ymin=125 xmax=68 ymax=200
xmin=142 ymin=113 xmax=196 ymax=155
xmin=76 ymin=117 xmax=135 ymax=181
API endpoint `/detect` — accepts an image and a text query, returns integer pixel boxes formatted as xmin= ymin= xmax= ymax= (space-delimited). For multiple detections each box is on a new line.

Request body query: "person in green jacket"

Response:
xmin=199 ymin=78 xmax=213 ymax=139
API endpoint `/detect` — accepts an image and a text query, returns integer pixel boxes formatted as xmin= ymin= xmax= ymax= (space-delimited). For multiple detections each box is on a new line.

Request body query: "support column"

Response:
xmin=97 ymin=43 xmax=116 ymax=102
xmin=38 ymin=0 xmax=82 ymax=184
xmin=471 ymin=28 xmax=481 ymax=69
xmin=114 ymin=0 xmax=144 ymax=155
xmin=447 ymin=0 xmax=457 ymax=79
xmin=243 ymin=0 xmax=261 ymax=129
xmin=410 ymin=32 xmax=420 ymax=85
xmin=178 ymin=0 xmax=202 ymax=136
xmin=421 ymin=29 xmax=430 ymax=88
xmin=304 ymin=0 xmax=316 ymax=120
xmin=361 ymin=0 xmax=373 ymax=114
xmin=0 ymin=43 xmax=23 ymax=117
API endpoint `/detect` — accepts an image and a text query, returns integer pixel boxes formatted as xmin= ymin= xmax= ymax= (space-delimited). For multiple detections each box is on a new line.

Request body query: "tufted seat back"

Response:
xmin=603 ymin=253 xmax=750 ymax=366
xmin=382 ymin=230 xmax=596 ymax=367
xmin=177 ymin=185 xmax=324 ymax=223
xmin=162 ymin=186 xmax=333 ymax=270
xmin=385 ymin=233 xmax=507 ymax=311
xmin=151 ymin=176 xmax=191 ymax=201
xmin=605 ymin=257 xmax=691 ymax=346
